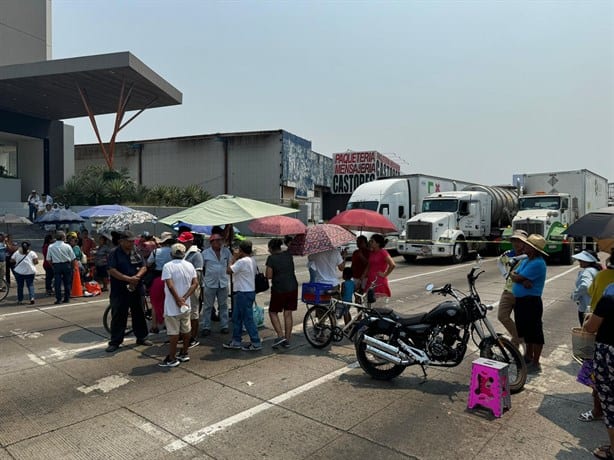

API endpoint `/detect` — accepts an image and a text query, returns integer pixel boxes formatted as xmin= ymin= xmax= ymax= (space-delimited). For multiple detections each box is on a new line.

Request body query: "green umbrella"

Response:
xmin=159 ymin=195 xmax=297 ymax=226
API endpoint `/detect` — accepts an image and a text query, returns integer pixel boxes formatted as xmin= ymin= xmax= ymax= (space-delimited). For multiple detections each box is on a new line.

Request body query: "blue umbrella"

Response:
xmin=172 ymin=221 xmax=242 ymax=236
xmin=79 ymin=204 xmax=135 ymax=219
xmin=35 ymin=208 xmax=85 ymax=224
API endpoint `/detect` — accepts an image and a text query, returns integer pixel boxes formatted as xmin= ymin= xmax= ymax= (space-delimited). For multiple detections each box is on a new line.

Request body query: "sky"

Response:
xmin=52 ymin=0 xmax=614 ymax=186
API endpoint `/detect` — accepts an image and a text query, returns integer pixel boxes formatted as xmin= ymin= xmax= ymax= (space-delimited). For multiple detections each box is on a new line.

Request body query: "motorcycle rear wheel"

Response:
xmin=303 ymin=305 xmax=335 ymax=349
xmin=479 ymin=336 xmax=527 ymax=393
xmin=355 ymin=325 xmax=406 ymax=380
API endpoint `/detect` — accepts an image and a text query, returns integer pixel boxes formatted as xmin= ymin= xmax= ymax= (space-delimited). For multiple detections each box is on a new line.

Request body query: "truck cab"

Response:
xmin=510 ymin=192 xmax=575 ymax=263
xmin=397 ymin=191 xmax=492 ymax=263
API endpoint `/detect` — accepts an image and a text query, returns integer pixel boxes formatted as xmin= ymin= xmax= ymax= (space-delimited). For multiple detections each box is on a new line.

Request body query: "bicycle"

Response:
xmin=0 ymin=278 xmax=9 ymax=302
xmin=302 ymin=282 xmax=378 ymax=349
xmin=103 ymin=293 xmax=152 ymax=337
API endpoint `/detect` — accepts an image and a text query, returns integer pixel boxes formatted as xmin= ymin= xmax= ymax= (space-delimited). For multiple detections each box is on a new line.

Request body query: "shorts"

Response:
xmin=269 ymin=289 xmax=298 ymax=313
xmin=513 ymin=295 xmax=544 ymax=344
xmin=164 ymin=312 xmax=191 ymax=336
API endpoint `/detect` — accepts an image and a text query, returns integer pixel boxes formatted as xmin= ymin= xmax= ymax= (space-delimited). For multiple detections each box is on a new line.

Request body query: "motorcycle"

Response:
xmin=354 ymin=258 xmax=527 ymax=393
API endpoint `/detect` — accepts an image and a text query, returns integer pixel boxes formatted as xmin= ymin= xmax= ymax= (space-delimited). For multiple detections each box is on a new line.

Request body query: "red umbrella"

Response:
xmin=328 ymin=209 xmax=397 ymax=233
xmin=248 ymin=215 xmax=306 ymax=236
xmin=288 ymin=224 xmax=355 ymax=256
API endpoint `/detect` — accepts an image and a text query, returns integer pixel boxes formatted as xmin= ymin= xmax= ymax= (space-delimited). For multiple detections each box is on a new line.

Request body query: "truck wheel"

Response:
xmin=403 ymin=255 xmax=417 ymax=263
xmin=561 ymin=241 xmax=573 ymax=265
xmin=451 ymin=242 xmax=467 ymax=264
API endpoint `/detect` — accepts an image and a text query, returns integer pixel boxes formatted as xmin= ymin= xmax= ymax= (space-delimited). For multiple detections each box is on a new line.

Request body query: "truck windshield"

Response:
xmin=421 ymin=199 xmax=458 ymax=213
xmin=519 ymin=196 xmax=560 ymax=211
xmin=347 ymin=201 xmax=378 ymax=211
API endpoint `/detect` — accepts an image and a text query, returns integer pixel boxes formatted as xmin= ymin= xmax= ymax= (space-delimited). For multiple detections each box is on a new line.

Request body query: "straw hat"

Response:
xmin=509 ymin=229 xmax=528 ymax=241
xmin=518 ymin=234 xmax=548 ymax=256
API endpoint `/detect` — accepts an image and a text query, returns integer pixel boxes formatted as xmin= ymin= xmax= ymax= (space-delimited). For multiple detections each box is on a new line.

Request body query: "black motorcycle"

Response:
xmin=354 ymin=259 xmax=527 ymax=393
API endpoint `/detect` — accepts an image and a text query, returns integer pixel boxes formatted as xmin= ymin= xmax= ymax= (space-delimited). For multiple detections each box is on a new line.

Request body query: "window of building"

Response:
xmin=0 ymin=143 xmax=17 ymax=177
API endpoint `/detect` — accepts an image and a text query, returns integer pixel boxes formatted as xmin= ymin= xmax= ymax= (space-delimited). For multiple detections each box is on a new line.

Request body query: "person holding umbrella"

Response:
xmin=265 ymin=238 xmax=298 ymax=348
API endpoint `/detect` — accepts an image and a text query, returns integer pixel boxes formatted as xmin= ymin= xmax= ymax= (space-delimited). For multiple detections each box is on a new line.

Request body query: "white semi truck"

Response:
xmin=345 ymin=174 xmax=474 ymax=244
xmin=397 ymin=185 xmax=518 ymax=263
xmin=508 ymin=169 xmax=609 ymax=264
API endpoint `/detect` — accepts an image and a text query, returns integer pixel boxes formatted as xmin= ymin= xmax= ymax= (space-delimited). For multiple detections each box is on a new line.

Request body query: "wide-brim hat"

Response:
xmin=518 ymin=234 xmax=548 ymax=256
xmin=509 ymin=229 xmax=528 ymax=241
xmin=572 ymin=250 xmax=599 ymax=264
xmin=156 ymin=231 xmax=175 ymax=244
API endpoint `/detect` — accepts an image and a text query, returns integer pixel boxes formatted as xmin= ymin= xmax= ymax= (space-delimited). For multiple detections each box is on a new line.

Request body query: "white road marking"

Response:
xmin=27 ymin=353 xmax=46 ymax=365
xmin=77 ymin=374 xmax=132 ymax=394
xmin=9 ymin=329 xmax=42 ymax=339
xmin=164 ymin=362 xmax=359 ymax=452
xmin=0 ymin=298 xmax=108 ymax=318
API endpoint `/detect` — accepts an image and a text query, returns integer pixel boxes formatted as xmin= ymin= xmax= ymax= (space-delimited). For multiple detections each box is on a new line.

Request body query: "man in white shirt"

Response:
xmin=45 ymin=231 xmax=76 ymax=304
xmin=159 ymin=243 xmax=198 ymax=367
xmin=308 ymin=248 xmax=345 ymax=287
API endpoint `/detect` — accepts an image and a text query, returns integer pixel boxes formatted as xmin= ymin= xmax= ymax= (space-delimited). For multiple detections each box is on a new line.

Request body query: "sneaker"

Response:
xmin=200 ymin=329 xmax=211 ymax=337
xmin=105 ymin=344 xmax=120 ymax=353
xmin=30 ymin=299 xmax=35 ymax=305
xmin=177 ymin=353 xmax=190 ymax=362
xmin=272 ymin=337 xmax=287 ymax=349
xmin=241 ymin=343 xmax=263 ymax=351
xmin=281 ymin=340 xmax=291 ymax=349
xmin=223 ymin=341 xmax=242 ymax=350
xmin=158 ymin=356 xmax=180 ymax=367
xmin=188 ymin=338 xmax=200 ymax=349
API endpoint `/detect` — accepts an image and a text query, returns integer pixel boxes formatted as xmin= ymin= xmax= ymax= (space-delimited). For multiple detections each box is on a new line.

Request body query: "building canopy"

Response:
xmin=0 ymin=51 xmax=182 ymax=120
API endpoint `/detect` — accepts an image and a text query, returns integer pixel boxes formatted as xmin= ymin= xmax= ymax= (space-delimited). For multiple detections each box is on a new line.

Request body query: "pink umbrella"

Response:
xmin=288 ymin=224 xmax=355 ymax=256
xmin=328 ymin=209 xmax=397 ymax=233
xmin=248 ymin=215 xmax=306 ymax=236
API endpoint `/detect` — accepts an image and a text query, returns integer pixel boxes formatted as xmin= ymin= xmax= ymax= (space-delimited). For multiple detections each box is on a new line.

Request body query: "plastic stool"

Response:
xmin=467 ymin=357 xmax=511 ymax=417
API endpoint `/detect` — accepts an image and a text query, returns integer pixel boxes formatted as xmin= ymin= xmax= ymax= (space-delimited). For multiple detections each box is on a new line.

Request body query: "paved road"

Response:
xmin=0 ymin=253 xmax=607 ymax=459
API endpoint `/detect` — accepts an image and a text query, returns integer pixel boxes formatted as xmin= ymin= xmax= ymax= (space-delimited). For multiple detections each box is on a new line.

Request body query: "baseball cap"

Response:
xmin=177 ymin=231 xmax=194 ymax=243
xmin=171 ymin=243 xmax=186 ymax=258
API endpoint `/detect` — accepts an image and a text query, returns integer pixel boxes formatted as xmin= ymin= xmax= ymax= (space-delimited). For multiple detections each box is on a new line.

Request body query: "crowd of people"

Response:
xmin=498 ymin=235 xmax=614 ymax=460
xmin=26 ymin=189 xmax=54 ymax=222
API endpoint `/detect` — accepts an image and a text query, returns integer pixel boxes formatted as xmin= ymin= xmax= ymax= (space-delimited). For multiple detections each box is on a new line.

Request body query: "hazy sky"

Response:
xmin=53 ymin=0 xmax=614 ymax=186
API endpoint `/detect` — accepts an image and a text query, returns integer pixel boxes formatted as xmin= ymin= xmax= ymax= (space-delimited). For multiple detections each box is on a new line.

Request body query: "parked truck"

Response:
xmin=397 ymin=185 xmax=518 ymax=263
xmin=345 ymin=174 xmax=474 ymax=242
xmin=508 ymin=169 xmax=609 ymax=264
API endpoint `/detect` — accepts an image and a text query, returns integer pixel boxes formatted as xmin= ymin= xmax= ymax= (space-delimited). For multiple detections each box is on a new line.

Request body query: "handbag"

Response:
xmin=255 ymin=266 xmax=269 ymax=293
xmin=571 ymin=327 xmax=596 ymax=360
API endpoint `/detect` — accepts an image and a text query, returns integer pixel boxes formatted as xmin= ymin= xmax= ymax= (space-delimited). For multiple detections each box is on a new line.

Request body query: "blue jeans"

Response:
xmin=53 ymin=262 xmax=72 ymax=302
xmin=15 ymin=273 xmax=35 ymax=302
xmin=231 ymin=291 xmax=260 ymax=345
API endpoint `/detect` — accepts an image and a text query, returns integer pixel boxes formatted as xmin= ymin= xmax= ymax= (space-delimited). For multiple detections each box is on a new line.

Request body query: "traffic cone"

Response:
xmin=71 ymin=261 xmax=84 ymax=297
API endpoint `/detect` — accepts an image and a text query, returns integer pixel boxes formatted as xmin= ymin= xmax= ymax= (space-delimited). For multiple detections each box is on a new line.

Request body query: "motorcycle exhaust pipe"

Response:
xmin=363 ymin=334 xmax=400 ymax=355
xmin=365 ymin=345 xmax=405 ymax=365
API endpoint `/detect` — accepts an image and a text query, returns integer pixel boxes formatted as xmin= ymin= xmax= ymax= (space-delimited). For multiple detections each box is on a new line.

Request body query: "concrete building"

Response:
xmin=75 ymin=130 xmax=333 ymax=222
xmin=0 ymin=0 xmax=181 ymax=215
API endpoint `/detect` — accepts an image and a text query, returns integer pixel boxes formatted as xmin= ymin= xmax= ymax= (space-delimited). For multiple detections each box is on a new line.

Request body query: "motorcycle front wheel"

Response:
xmin=355 ymin=325 xmax=406 ymax=380
xmin=479 ymin=336 xmax=527 ymax=393
xmin=303 ymin=305 xmax=336 ymax=349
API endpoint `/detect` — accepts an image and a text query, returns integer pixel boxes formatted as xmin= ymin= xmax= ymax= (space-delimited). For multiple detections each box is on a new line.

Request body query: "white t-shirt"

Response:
xmin=161 ymin=259 xmax=197 ymax=317
xmin=11 ymin=250 xmax=39 ymax=276
xmin=308 ymin=249 xmax=344 ymax=286
xmin=230 ymin=256 xmax=256 ymax=292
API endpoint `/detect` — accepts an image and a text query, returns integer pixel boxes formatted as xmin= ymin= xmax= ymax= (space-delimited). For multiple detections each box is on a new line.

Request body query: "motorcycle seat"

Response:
xmin=392 ymin=311 xmax=427 ymax=326
xmin=372 ymin=307 xmax=393 ymax=315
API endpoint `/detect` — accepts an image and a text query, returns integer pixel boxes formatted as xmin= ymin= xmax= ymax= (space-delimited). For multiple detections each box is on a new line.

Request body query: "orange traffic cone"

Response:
xmin=71 ymin=261 xmax=84 ymax=297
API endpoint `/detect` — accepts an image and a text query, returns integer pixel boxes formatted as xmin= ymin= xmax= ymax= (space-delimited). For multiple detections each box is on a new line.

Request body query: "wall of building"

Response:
xmin=0 ymin=0 xmax=50 ymax=65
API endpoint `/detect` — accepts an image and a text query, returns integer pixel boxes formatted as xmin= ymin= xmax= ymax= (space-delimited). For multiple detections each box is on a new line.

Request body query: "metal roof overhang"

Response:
xmin=0 ymin=52 xmax=182 ymax=120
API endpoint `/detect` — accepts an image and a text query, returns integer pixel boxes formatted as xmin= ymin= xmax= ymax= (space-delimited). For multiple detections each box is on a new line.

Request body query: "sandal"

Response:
xmin=593 ymin=445 xmax=614 ymax=460
xmin=579 ymin=410 xmax=603 ymax=422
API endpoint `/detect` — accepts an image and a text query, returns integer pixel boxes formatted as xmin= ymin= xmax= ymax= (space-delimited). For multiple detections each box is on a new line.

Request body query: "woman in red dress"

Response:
xmin=364 ymin=234 xmax=396 ymax=298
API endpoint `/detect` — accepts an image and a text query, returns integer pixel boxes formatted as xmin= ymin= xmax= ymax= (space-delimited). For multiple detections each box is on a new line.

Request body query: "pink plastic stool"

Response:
xmin=467 ymin=357 xmax=511 ymax=417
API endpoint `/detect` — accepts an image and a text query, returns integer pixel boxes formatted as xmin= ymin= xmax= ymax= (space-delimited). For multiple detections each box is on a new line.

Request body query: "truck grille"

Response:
xmin=514 ymin=222 xmax=544 ymax=235
xmin=406 ymin=222 xmax=432 ymax=241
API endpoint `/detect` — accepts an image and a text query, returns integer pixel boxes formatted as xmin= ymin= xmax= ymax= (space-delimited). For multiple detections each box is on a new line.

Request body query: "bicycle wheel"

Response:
xmin=303 ymin=305 xmax=336 ymax=349
xmin=0 ymin=278 xmax=8 ymax=301
xmin=103 ymin=304 xmax=133 ymax=337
